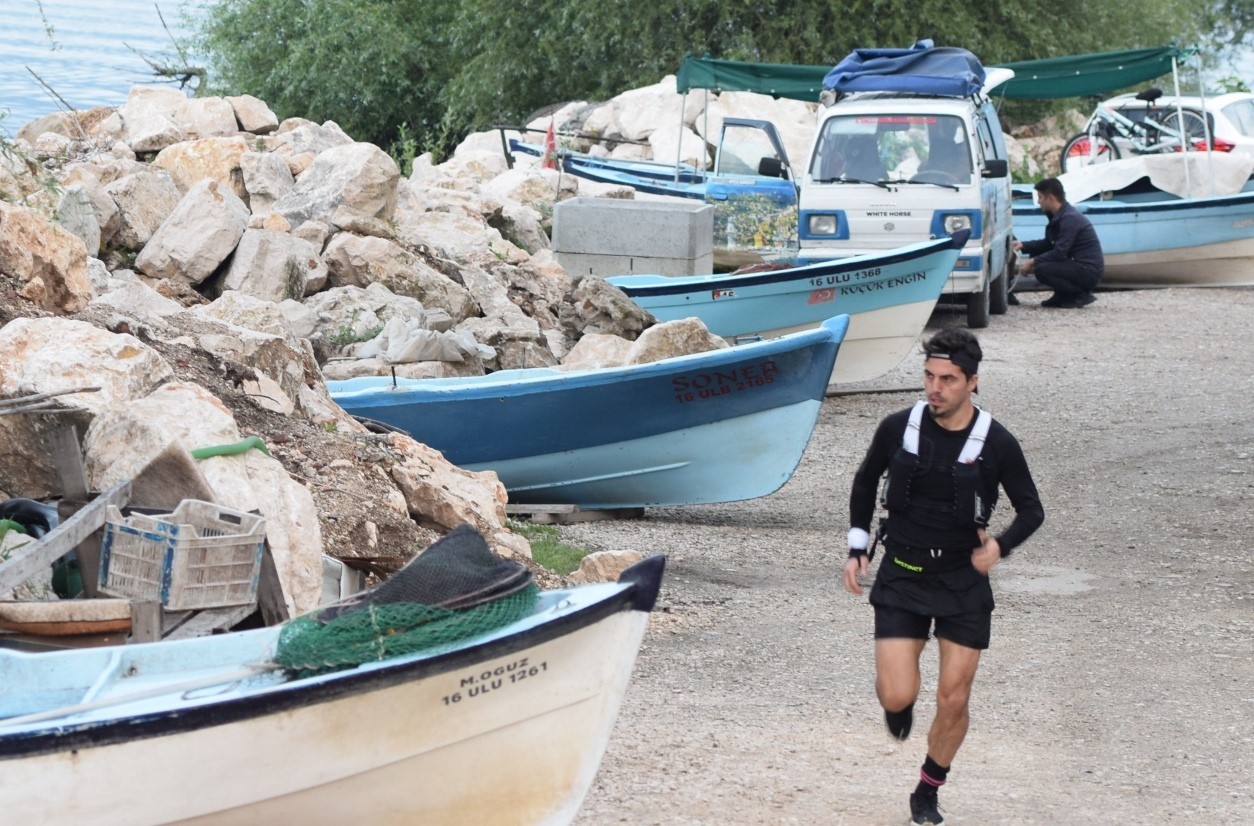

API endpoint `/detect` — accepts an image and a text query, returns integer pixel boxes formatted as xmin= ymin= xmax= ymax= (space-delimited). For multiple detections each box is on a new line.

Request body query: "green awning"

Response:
xmin=676 ymin=56 xmax=830 ymax=101
xmin=987 ymin=46 xmax=1198 ymax=100
xmin=676 ymin=46 xmax=1200 ymax=103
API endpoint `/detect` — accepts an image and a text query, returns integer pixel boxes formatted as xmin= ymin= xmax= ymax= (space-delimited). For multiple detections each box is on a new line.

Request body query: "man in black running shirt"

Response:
xmin=843 ymin=328 xmax=1044 ymax=826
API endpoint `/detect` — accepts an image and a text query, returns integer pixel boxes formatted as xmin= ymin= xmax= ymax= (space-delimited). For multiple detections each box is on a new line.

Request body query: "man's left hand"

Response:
xmin=972 ymin=531 xmax=1001 ymax=574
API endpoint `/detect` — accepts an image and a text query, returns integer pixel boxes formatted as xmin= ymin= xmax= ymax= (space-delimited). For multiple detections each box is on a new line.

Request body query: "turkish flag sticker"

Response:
xmin=807 ymin=288 xmax=836 ymax=305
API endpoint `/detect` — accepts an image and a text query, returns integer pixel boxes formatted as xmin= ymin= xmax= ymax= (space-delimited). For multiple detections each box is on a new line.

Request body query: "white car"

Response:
xmin=1083 ymin=89 xmax=1254 ymax=160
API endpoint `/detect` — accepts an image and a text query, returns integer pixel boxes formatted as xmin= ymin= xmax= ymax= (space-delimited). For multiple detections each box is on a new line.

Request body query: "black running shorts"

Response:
xmin=873 ymin=602 xmax=991 ymax=650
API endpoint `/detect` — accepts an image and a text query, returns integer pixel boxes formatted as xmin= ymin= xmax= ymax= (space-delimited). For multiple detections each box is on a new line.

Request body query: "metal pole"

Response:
xmin=1170 ymin=56 xmax=1192 ymax=197
xmin=674 ymin=81 xmax=687 ymax=184
xmin=1194 ymin=52 xmax=1216 ymax=196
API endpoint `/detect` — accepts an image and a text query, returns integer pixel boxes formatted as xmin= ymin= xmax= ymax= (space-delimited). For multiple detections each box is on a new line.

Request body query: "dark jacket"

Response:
xmin=1020 ymin=201 xmax=1104 ymax=275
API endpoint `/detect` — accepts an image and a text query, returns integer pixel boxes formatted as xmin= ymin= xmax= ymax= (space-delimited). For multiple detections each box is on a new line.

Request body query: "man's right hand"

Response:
xmin=843 ymin=554 xmax=869 ymax=595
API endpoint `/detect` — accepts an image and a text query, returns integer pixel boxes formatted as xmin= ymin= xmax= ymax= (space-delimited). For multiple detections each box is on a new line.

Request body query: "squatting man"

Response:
xmin=843 ymin=328 xmax=1044 ymax=825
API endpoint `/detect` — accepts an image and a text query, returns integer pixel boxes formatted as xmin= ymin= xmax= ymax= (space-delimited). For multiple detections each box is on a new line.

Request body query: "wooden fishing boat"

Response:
xmin=328 ymin=316 xmax=849 ymax=508
xmin=0 ymin=533 xmax=666 ymax=826
xmin=607 ymin=233 xmax=965 ymax=384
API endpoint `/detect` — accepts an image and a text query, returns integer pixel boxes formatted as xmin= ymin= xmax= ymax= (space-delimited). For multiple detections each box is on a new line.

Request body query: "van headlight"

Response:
xmin=808 ymin=214 xmax=839 ymax=235
xmin=942 ymin=214 xmax=972 ymax=233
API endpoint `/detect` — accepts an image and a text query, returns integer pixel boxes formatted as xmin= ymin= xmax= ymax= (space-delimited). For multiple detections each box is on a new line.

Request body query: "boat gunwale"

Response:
xmin=327 ymin=316 xmax=848 ymax=399
xmin=608 ymin=235 xmax=962 ymax=297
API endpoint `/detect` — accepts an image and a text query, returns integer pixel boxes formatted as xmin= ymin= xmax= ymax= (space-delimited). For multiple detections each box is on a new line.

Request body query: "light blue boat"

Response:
xmin=1012 ymin=156 xmax=1254 ymax=288
xmin=328 ymin=316 xmax=848 ymax=508
xmin=607 ymin=233 xmax=965 ymax=384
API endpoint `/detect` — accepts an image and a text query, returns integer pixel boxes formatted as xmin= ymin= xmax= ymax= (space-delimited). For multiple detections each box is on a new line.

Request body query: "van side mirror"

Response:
xmin=982 ymin=159 xmax=1009 ymax=179
xmin=758 ymin=157 xmax=785 ymax=178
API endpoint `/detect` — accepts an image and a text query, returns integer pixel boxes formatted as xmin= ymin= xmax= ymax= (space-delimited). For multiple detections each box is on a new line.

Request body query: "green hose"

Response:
xmin=191 ymin=436 xmax=272 ymax=459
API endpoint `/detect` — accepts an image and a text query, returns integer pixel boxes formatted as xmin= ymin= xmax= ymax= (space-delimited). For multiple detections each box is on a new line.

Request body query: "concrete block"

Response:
xmin=552 ymin=197 xmax=714 ymax=277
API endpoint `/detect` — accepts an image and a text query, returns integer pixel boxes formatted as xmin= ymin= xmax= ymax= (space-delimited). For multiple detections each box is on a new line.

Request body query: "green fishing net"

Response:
xmin=274 ymin=524 xmax=538 ymax=678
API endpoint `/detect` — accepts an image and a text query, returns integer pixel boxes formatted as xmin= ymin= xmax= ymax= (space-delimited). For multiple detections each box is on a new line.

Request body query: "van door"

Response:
xmin=706 ymin=118 xmax=799 ymax=266
xmin=975 ymin=101 xmax=1014 ymax=308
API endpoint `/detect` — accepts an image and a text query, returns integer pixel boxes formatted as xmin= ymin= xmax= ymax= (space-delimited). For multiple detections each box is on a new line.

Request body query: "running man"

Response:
xmin=843 ymin=328 xmax=1044 ymax=825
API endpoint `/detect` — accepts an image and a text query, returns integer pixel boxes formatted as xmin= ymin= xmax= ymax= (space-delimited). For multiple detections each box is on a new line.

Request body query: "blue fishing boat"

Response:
xmin=328 ymin=316 xmax=849 ymax=508
xmin=607 ymin=233 xmax=966 ymax=384
xmin=1012 ymin=154 xmax=1254 ymax=288
xmin=0 ymin=529 xmax=666 ymax=826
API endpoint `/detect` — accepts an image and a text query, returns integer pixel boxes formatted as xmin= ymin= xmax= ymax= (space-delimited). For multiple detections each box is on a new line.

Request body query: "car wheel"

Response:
xmin=990 ymin=251 xmax=1010 ymax=315
xmin=967 ymin=277 xmax=990 ymax=328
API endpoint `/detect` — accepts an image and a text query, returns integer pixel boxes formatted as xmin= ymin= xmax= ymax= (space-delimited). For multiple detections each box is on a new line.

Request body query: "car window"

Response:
xmin=1220 ymin=99 xmax=1254 ymax=137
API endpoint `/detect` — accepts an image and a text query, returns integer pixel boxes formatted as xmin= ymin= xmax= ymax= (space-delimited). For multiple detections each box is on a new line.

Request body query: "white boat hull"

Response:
xmin=0 ymin=592 xmax=651 ymax=825
xmin=728 ymin=298 xmax=937 ymax=385
xmin=1101 ymin=237 xmax=1254 ymax=288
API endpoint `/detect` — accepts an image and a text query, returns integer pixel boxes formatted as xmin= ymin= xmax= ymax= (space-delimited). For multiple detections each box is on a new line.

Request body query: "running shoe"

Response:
xmin=909 ymin=789 xmax=944 ymax=825
xmin=884 ymin=705 xmax=913 ymax=740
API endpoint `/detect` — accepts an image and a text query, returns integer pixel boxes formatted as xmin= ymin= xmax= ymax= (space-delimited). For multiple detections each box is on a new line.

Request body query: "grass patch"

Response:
xmin=509 ymin=519 xmax=588 ymax=575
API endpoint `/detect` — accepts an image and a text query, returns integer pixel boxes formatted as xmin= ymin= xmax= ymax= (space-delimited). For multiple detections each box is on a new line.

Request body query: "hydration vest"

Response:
xmin=881 ymin=401 xmax=995 ymax=527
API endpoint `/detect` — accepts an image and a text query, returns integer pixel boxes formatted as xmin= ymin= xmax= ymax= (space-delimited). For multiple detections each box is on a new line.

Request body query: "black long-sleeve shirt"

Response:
xmin=1019 ymin=201 xmax=1105 ymax=275
xmin=849 ymin=406 xmax=1044 ymax=555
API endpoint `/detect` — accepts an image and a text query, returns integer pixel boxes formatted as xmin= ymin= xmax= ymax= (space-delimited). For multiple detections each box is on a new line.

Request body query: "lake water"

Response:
xmin=1 ymin=0 xmax=207 ymax=135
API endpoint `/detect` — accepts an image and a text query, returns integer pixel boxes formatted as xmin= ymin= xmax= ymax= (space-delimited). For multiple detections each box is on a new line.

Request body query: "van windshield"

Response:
xmin=809 ymin=114 xmax=973 ymax=186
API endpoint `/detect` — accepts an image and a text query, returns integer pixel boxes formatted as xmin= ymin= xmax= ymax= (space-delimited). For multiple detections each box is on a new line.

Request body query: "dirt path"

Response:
xmin=564 ymin=287 xmax=1254 ymax=825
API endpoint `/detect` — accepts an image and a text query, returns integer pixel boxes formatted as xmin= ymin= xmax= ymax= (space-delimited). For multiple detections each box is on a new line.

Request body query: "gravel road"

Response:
xmin=564 ymin=287 xmax=1254 ymax=825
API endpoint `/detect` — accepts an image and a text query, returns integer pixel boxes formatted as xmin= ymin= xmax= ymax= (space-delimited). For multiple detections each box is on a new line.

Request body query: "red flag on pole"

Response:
xmin=542 ymin=117 xmax=558 ymax=170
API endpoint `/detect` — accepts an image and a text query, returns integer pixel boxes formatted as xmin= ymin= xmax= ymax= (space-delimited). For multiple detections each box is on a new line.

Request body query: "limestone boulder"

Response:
xmin=392 ymin=207 xmax=527 ymax=266
xmin=695 ymin=92 xmax=818 ymax=177
xmin=153 ymin=135 xmax=250 ymax=198
xmin=456 ymin=316 xmax=555 ymax=371
xmin=568 ymin=549 xmax=647 ymax=584
xmin=119 ymin=86 xmax=188 ymax=153
xmin=479 ymin=166 xmax=578 ymax=214
xmin=221 ymin=229 xmax=327 ymax=301
xmin=560 ymin=332 xmax=633 ymax=370
xmin=56 ymin=183 xmax=103 ymax=256
xmin=269 ymin=118 xmax=354 ymax=158
xmin=321 ymin=233 xmax=478 ymax=321
xmin=239 ymin=151 xmax=295 ymax=213
xmin=385 ymin=433 xmax=526 ymax=560
xmin=648 ymin=124 xmax=709 ymax=170
xmin=174 ymin=97 xmax=240 ymax=140
xmin=226 ymin=94 xmax=279 ymax=134
xmin=104 ymin=169 xmax=183 ymax=250
xmin=272 ymin=142 xmax=400 ymax=226
xmin=0 ymin=201 xmax=94 ymax=314
xmin=558 ymin=275 xmax=653 ymax=340
xmin=0 ymin=317 xmax=173 ymax=415
xmin=134 ymin=179 xmax=250 ymax=283
xmin=88 ymin=281 xmax=185 ymax=322
xmin=607 ymin=76 xmax=707 ymax=141
xmin=624 ymin=316 xmax=727 ymax=365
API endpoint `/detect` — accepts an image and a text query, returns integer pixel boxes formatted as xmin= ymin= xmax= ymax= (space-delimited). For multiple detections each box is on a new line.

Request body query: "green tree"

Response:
xmin=195 ymin=0 xmax=455 ymax=150
xmin=192 ymin=0 xmax=1236 ymax=156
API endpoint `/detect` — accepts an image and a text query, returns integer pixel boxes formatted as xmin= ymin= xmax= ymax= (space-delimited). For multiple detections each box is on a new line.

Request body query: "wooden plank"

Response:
xmin=162 ymin=604 xmax=256 ymax=641
xmin=505 ymin=503 xmax=580 ymax=515
xmin=0 ymin=480 xmax=131 ymax=595
xmin=51 ymin=426 xmax=89 ymax=501
xmin=255 ymin=545 xmax=290 ymax=627
xmin=522 ymin=507 xmax=645 ymax=525
xmin=129 ymin=602 xmax=163 ymax=643
xmin=825 ymin=384 xmax=923 ymax=397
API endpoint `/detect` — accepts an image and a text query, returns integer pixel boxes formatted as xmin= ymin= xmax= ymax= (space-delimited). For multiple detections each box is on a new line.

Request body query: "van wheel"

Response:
xmin=967 ymin=278 xmax=990 ymax=328
xmin=990 ymin=253 xmax=1010 ymax=315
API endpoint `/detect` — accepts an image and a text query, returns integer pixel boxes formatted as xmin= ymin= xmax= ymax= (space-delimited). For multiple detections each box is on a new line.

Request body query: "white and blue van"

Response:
xmin=794 ymin=49 xmax=1016 ymax=328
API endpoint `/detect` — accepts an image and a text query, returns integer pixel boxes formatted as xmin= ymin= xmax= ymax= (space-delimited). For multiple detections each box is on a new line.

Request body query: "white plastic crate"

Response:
xmin=98 ymin=500 xmax=266 ymax=611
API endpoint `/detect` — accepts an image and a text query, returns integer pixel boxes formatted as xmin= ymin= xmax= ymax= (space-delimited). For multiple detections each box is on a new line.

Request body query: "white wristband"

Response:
xmin=847 ymin=527 xmax=869 ymax=550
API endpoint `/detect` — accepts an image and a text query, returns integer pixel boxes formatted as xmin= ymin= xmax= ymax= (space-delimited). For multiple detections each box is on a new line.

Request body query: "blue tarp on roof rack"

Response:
xmin=822 ymin=40 xmax=986 ymax=98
